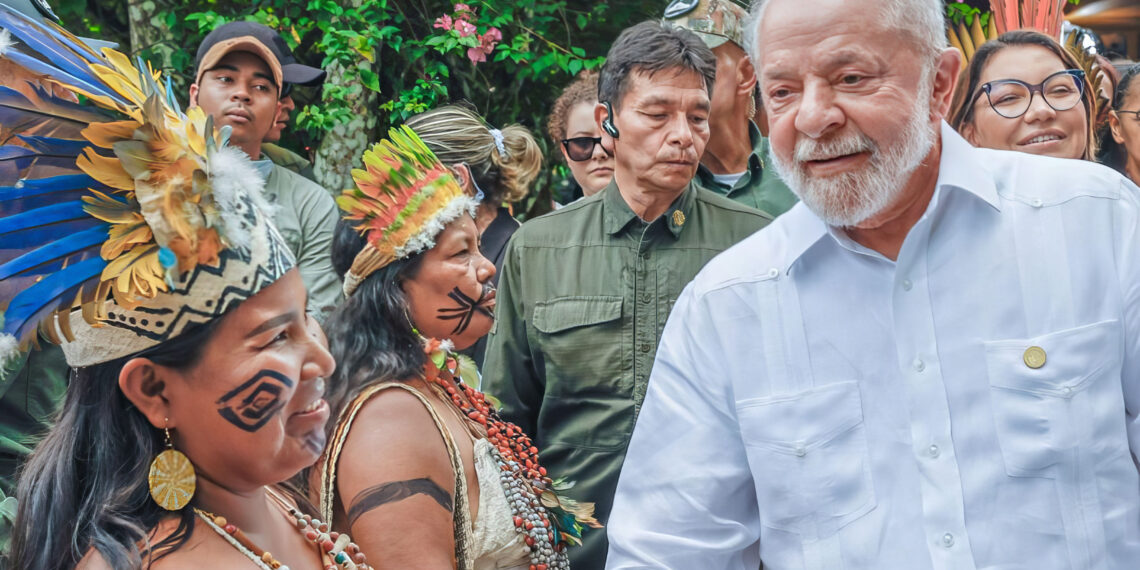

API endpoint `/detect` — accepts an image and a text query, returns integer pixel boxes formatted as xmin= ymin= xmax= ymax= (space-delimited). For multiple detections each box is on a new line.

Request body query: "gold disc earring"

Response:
xmin=148 ymin=418 xmax=196 ymax=510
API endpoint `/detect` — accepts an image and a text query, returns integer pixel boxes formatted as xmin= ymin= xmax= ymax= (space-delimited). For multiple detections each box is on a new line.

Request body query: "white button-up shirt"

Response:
xmin=606 ymin=123 xmax=1140 ymax=570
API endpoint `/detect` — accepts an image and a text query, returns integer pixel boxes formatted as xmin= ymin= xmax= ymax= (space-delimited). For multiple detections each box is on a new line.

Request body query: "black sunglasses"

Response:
xmin=561 ymin=136 xmax=604 ymax=162
xmin=280 ymin=82 xmax=294 ymax=99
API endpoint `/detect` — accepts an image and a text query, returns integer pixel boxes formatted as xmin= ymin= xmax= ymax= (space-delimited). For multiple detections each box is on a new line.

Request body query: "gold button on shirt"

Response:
xmin=1023 ymin=346 xmax=1047 ymax=369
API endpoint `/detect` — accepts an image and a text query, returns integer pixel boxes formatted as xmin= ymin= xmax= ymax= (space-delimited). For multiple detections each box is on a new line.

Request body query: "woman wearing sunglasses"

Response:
xmin=547 ymin=72 xmax=615 ymax=198
xmin=951 ymin=30 xmax=1095 ymax=161
xmin=1106 ymin=64 xmax=1140 ymax=185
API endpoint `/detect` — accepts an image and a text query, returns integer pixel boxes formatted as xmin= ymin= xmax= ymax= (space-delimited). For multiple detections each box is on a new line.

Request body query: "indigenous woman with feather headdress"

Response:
xmin=0 ymin=8 xmax=371 ymax=570
xmin=314 ymin=127 xmax=600 ymax=570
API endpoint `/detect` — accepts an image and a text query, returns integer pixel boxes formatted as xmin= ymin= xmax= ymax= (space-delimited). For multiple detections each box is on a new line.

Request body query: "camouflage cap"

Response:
xmin=664 ymin=0 xmax=748 ymax=50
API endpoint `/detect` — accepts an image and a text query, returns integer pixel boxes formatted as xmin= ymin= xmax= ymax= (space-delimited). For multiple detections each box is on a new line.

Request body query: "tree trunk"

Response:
xmin=126 ymin=0 xmax=174 ymax=78
xmin=312 ymin=0 xmax=378 ymax=193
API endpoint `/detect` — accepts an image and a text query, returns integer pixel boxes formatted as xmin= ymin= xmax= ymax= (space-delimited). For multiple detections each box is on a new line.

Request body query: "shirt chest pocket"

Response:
xmin=984 ymin=319 xmax=1128 ymax=477
xmin=532 ymin=296 xmax=629 ymax=397
xmin=736 ymin=381 xmax=877 ymax=539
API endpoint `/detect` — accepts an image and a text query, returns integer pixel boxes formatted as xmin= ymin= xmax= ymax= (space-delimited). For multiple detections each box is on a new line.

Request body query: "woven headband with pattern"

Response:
xmin=0 ymin=7 xmax=294 ymax=367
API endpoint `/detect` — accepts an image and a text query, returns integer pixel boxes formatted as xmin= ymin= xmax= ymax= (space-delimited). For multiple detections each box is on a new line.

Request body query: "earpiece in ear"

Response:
xmin=602 ymin=101 xmax=620 ymax=139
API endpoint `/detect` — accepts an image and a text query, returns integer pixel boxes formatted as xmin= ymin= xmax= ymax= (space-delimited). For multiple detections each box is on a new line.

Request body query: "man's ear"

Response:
xmin=930 ymin=48 xmax=962 ymax=120
xmin=595 ymin=102 xmax=616 ymax=155
xmin=118 ymin=357 xmax=173 ymax=430
xmin=738 ymin=55 xmax=758 ymax=96
xmin=188 ymin=83 xmax=199 ymax=108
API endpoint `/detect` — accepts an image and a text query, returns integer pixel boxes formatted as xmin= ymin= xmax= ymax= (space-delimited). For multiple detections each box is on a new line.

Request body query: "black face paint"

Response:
xmin=216 ymin=370 xmax=295 ymax=432
xmin=437 ymin=284 xmax=494 ymax=335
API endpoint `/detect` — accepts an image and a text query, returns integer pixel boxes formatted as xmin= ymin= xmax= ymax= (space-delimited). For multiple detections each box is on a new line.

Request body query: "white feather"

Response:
xmin=0 ymin=30 xmax=13 ymax=58
xmin=393 ymin=195 xmax=479 ymax=259
xmin=208 ymin=145 xmax=275 ymax=251
xmin=0 ymin=333 xmax=20 ymax=366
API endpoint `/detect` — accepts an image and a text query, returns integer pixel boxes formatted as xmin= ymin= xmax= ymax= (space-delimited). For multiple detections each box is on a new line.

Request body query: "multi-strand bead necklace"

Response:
xmin=194 ymin=488 xmax=372 ymax=570
xmin=424 ymin=340 xmax=577 ymax=570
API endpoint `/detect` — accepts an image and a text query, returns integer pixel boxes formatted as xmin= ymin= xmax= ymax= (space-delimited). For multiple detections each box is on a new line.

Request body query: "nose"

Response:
xmin=591 ymin=138 xmax=610 ymax=161
xmin=230 ymin=85 xmax=252 ymax=103
xmin=476 ymin=251 xmax=496 ymax=284
xmin=1022 ymin=91 xmax=1058 ymax=123
xmin=665 ymin=114 xmax=695 ymax=148
xmin=301 ymin=317 xmax=336 ymax=382
xmin=794 ymin=79 xmax=844 ymax=139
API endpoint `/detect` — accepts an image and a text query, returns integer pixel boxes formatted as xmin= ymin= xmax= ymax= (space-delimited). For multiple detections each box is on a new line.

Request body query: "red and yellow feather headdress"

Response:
xmin=337 ymin=126 xmax=477 ymax=296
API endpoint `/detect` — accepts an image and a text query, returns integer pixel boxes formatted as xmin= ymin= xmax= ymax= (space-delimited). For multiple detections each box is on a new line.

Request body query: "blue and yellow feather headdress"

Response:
xmin=0 ymin=6 xmax=293 ymax=366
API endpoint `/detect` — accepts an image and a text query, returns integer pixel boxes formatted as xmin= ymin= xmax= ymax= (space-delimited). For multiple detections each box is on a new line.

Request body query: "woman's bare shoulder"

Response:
xmin=75 ymin=516 xmax=213 ymax=570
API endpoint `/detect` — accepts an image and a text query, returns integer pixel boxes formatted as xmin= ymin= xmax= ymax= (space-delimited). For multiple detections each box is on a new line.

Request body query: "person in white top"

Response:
xmin=605 ymin=0 xmax=1140 ymax=568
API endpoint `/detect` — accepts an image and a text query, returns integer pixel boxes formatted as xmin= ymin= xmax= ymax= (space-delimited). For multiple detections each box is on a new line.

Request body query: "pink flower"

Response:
xmin=454 ymin=19 xmax=477 ymax=38
xmin=454 ymin=3 xmax=471 ymax=12
xmin=433 ymin=14 xmax=453 ymax=31
xmin=481 ymin=27 xmax=502 ymax=44
xmin=467 ymin=47 xmax=487 ymax=63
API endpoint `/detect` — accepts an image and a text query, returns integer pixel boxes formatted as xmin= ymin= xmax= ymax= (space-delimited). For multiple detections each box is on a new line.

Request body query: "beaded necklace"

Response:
xmin=423 ymin=339 xmax=601 ymax=570
xmin=194 ymin=488 xmax=372 ymax=570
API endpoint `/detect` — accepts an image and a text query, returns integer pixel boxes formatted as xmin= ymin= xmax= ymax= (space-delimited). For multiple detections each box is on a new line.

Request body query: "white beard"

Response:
xmin=771 ymin=87 xmax=936 ymax=227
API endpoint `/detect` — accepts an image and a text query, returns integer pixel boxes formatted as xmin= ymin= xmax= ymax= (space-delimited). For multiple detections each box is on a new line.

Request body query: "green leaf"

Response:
xmin=359 ymin=68 xmax=381 ymax=93
xmin=568 ymin=59 xmax=583 ymax=75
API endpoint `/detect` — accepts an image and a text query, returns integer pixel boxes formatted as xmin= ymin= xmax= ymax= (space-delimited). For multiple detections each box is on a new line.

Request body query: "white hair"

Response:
xmin=746 ymin=0 xmax=948 ymax=66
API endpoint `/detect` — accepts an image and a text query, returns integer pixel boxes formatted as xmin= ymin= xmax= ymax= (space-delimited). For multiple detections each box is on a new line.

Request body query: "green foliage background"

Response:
xmin=53 ymin=0 xmax=659 ymax=214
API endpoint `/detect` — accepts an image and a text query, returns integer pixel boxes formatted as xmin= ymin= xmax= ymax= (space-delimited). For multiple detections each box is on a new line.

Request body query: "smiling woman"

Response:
xmin=950 ymin=30 xmax=1096 ymax=161
xmin=0 ymin=13 xmax=367 ymax=569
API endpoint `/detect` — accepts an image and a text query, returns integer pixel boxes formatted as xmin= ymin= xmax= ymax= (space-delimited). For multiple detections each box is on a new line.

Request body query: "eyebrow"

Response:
xmin=639 ymin=96 xmax=711 ymax=112
xmin=208 ymin=64 xmax=239 ymax=74
xmin=245 ymin=311 xmax=298 ymax=339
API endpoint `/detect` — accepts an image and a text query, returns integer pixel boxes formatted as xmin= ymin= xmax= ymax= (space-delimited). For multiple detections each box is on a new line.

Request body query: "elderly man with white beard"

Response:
xmin=604 ymin=0 xmax=1140 ymax=568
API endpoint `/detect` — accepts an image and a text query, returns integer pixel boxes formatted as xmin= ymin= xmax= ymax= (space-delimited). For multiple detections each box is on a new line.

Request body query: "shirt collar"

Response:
xmin=782 ymin=121 xmax=999 ymax=269
xmin=935 ymin=121 xmax=1000 ymax=211
xmin=602 ymin=179 xmax=697 ymax=239
xmin=251 ymin=158 xmax=275 ymax=181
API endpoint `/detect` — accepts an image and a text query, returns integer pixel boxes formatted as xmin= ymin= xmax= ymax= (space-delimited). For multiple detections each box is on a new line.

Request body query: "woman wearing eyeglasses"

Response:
xmin=950 ymin=30 xmax=1095 ymax=161
xmin=1106 ymin=64 xmax=1140 ymax=184
xmin=547 ymin=72 xmax=614 ymax=198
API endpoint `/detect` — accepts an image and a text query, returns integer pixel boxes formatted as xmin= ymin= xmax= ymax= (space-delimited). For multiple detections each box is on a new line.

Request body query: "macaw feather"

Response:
xmin=77 ymin=147 xmax=133 ymax=190
xmin=0 ymin=224 xmax=107 ymax=279
xmin=82 ymin=120 xmax=139 ymax=149
xmin=1 ymin=255 xmax=104 ymax=345
xmin=103 ymin=244 xmax=165 ymax=308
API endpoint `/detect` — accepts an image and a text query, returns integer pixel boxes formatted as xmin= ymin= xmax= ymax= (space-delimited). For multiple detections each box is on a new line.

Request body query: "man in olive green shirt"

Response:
xmin=482 ymin=22 xmax=771 ymax=569
xmin=191 ymin=22 xmax=341 ymax=321
xmin=666 ymin=0 xmax=797 ymax=217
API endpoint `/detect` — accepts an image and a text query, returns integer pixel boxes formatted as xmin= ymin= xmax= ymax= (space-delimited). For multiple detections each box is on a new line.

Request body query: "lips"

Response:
xmin=1018 ymin=129 xmax=1066 ymax=147
xmin=224 ymin=107 xmax=252 ymax=123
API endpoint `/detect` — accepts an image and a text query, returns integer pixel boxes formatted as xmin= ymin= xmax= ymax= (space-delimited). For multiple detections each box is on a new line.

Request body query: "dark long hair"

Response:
xmin=949 ymin=30 xmax=1097 ymax=161
xmin=323 ymin=219 xmax=427 ymax=435
xmin=1099 ymin=63 xmax=1140 ymax=172
xmin=10 ymin=319 xmax=220 ymax=570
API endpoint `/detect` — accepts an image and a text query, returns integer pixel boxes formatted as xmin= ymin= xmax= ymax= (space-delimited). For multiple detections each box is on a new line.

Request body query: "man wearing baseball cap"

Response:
xmin=190 ymin=21 xmax=341 ymax=321
xmin=666 ymin=0 xmax=797 ymax=218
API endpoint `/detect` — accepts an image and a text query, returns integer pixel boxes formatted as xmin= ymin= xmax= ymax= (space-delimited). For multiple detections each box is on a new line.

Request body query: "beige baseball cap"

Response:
xmin=664 ymin=0 xmax=749 ymax=50
xmin=194 ymin=35 xmax=283 ymax=90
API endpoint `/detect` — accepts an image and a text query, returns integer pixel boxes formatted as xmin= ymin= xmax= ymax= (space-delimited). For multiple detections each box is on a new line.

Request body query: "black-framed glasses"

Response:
xmin=1115 ymin=109 xmax=1140 ymax=120
xmin=561 ymin=136 xmax=603 ymax=161
xmin=973 ymin=69 xmax=1085 ymax=119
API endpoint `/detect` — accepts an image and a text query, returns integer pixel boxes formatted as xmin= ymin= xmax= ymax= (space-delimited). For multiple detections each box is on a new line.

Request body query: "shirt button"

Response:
xmin=639 ymin=343 xmax=651 ymax=353
xmin=794 ymin=445 xmax=806 ymax=457
xmin=641 ymin=293 xmax=651 ymax=303
xmin=927 ymin=444 xmax=940 ymax=458
xmin=767 ymin=267 xmax=779 ymax=278
xmin=901 ymin=279 xmax=913 ymax=291
xmin=913 ymin=358 xmax=925 ymax=372
xmin=941 ymin=533 xmax=955 ymax=548
xmin=1060 ymin=386 xmax=1073 ymax=397
xmin=1032 ymin=198 xmax=1043 ymax=207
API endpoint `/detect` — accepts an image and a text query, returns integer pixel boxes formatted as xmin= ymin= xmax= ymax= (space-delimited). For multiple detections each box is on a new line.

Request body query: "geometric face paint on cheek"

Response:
xmin=215 ymin=370 xmax=295 ymax=432
xmin=436 ymin=285 xmax=494 ymax=335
